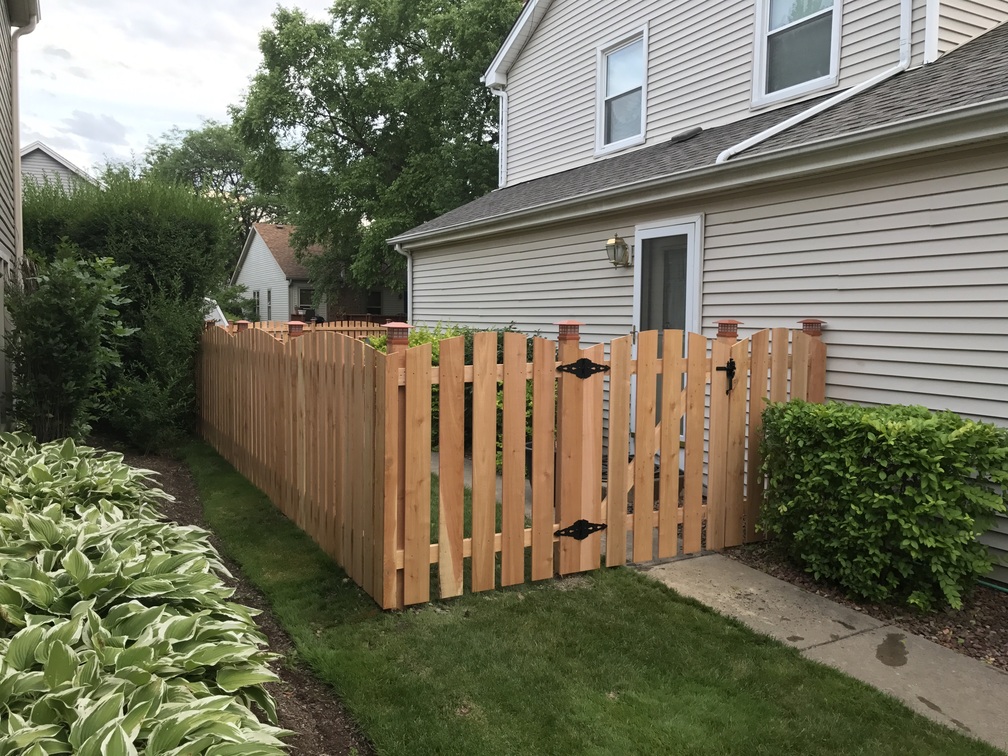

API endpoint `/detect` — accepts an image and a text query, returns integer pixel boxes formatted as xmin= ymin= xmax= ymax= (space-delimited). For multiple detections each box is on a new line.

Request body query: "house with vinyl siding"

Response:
xmin=20 ymin=140 xmax=94 ymax=191
xmin=389 ymin=0 xmax=1008 ymax=582
xmin=233 ymin=223 xmax=404 ymax=322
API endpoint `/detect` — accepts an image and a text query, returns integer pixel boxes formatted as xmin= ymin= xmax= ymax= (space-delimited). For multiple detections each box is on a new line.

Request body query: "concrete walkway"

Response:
xmin=642 ymin=555 xmax=1008 ymax=752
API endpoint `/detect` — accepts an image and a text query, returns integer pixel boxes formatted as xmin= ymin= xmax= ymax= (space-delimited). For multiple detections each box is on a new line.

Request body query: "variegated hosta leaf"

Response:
xmin=0 ymin=436 xmax=290 ymax=753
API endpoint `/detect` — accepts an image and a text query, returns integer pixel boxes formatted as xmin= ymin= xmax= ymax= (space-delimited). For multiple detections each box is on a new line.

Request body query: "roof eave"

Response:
xmin=390 ymin=96 xmax=1008 ymax=249
xmin=8 ymin=0 xmax=39 ymax=27
xmin=482 ymin=0 xmax=552 ymax=89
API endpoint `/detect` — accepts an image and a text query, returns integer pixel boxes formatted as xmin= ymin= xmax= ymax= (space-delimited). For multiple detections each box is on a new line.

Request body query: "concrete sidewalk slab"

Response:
xmin=643 ymin=555 xmax=883 ymax=650
xmin=806 ymin=626 xmax=1008 ymax=747
xmin=642 ymin=554 xmax=1008 ymax=753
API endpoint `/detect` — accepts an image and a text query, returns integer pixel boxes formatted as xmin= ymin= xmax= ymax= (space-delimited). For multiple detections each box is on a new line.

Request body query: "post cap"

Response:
xmin=799 ymin=318 xmax=826 ymax=336
xmin=716 ymin=319 xmax=743 ymax=339
xmin=287 ymin=320 xmax=305 ymax=337
xmin=235 ymin=320 xmax=250 ymax=331
xmin=554 ymin=319 xmax=584 ymax=341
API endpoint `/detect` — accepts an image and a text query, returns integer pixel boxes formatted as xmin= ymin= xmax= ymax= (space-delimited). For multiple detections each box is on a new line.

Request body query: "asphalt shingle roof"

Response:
xmin=253 ymin=222 xmax=322 ymax=280
xmin=397 ymin=21 xmax=1008 ymax=240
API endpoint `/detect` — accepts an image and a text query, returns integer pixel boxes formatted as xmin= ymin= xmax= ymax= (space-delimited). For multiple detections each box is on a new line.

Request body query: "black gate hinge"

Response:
xmin=557 ymin=358 xmax=610 ymax=380
xmin=554 ymin=519 xmax=607 ymax=541
xmin=715 ymin=358 xmax=736 ymax=395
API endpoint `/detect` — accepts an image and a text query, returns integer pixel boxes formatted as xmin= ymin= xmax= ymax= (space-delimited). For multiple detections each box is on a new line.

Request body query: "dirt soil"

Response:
xmin=121 ymin=451 xmax=373 ymax=756
xmin=726 ymin=541 xmax=1008 ymax=674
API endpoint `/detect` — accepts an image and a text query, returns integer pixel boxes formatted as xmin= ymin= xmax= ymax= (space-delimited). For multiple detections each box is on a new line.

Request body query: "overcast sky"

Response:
xmin=19 ymin=0 xmax=334 ymax=177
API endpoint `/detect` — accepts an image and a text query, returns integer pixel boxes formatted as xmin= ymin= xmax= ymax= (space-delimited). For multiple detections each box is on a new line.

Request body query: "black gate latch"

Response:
xmin=715 ymin=358 xmax=736 ymax=395
xmin=556 ymin=358 xmax=610 ymax=380
xmin=554 ymin=519 xmax=607 ymax=541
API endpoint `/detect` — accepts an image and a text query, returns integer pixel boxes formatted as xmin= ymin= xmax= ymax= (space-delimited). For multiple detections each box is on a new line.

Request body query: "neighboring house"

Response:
xmin=389 ymin=1 xmax=1008 ymax=581
xmin=232 ymin=223 xmax=403 ymax=321
xmin=1 ymin=0 xmax=40 ymax=426
xmin=20 ymin=140 xmax=94 ymax=191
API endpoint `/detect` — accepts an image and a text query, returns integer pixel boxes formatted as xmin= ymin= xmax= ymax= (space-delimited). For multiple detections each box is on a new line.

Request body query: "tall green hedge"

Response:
xmin=22 ymin=171 xmax=232 ymax=449
xmin=759 ymin=401 xmax=1008 ymax=610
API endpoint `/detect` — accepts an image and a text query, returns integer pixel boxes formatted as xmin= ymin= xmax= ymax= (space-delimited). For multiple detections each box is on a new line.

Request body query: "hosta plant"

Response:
xmin=0 ymin=434 xmax=290 ymax=754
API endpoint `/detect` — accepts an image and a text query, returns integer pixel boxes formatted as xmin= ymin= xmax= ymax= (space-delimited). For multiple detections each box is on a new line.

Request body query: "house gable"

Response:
xmin=20 ymin=141 xmax=94 ymax=190
xmin=233 ymin=227 xmax=291 ymax=321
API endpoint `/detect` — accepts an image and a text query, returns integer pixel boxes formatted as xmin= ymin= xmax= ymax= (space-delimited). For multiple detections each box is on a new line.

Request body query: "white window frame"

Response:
xmin=266 ymin=289 xmax=272 ymax=321
xmin=595 ymin=24 xmax=649 ymax=156
xmin=751 ymin=0 xmax=842 ymax=107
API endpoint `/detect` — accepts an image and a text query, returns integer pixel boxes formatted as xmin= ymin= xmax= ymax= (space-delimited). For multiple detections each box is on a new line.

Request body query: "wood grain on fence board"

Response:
xmin=438 ymin=337 xmax=465 ymax=598
xmin=404 ymin=342 xmax=432 ymax=605
xmin=471 ymin=332 xmax=497 ymax=593
xmin=658 ymin=330 xmax=684 ymax=559
xmin=724 ymin=337 xmax=750 ymax=548
xmin=606 ymin=335 xmax=632 ymax=567
xmin=556 ymin=334 xmax=584 ymax=575
xmin=502 ymin=331 xmax=527 ymax=587
xmin=632 ymin=331 xmax=658 ymax=563
xmin=582 ymin=343 xmax=605 ymax=571
xmin=683 ymin=332 xmax=707 ymax=554
xmin=530 ymin=337 xmax=557 ymax=582
xmin=746 ymin=330 xmax=770 ymax=542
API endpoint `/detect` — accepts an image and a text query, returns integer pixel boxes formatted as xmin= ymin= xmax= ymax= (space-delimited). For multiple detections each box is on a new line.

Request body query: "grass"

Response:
xmin=181 ymin=441 xmax=1000 ymax=756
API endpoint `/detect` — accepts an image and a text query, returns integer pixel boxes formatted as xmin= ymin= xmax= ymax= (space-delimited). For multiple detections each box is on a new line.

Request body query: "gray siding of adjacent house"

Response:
xmin=235 ymin=232 xmax=291 ymax=323
xmin=505 ymin=0 xmax=908 ymax=185
xmin=20 ymin=148 xmax=84 ymax=191
xmin=939 ymin=0 xmax=1008 ymax=54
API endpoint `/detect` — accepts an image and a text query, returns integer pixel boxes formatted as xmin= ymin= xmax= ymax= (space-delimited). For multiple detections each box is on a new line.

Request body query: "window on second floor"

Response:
xmin=596 ymin=27 xmax=648 ymax=155
xmin=754 ymin=0 xmax=840 ymax=105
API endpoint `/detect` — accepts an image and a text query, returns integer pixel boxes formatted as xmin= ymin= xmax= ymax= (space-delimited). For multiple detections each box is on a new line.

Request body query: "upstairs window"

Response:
xmin=754 ymin=0 xmax=840 ymax=104
xmin=596 ymin=27 xmax=648 ymax=154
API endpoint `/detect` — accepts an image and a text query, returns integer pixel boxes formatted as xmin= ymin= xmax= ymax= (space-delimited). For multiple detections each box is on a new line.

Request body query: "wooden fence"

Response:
xmin=199 ymin=321 xmax=826 ymax=610
xmin=228 ymin=319 xmax=388 ymax=342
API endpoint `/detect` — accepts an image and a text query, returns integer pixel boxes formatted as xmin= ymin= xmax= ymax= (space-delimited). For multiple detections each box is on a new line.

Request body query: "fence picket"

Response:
xmin=438 ymin=337 xmax=465 ymax=598
xmin=706 ymin=336 xmax=733 ymax=551
xmin=471 ymin=332 xmax=497 ymax=593
xmin=581 ymin=343 xmax=605 ymax=571
xmin=556 ymin=332 xmax=584 ymax=575
xmin=383 ymin=349 xmax=405 ymax=609
xmin=746 ymin=330 xmax=770 ymax=542
xmin=682 ymin=332 xmax=707 ymax=554
xmin=501 ymin=332 xmax=528 ymax=586
xmin=530 ymin=338 xmax=557 ymax=582
xmin=724 ymin=337 xmax=750 ymax=547
xmin=658 ymin=331 xmax=684 ymax=559
xmin=403 ymin=343 xmax=432 ymax=605
xmin=632 ymin=331 xmax=659 ymax=563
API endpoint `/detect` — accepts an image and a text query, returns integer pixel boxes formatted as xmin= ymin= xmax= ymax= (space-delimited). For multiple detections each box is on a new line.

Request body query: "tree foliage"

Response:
xmin=235 ymin=0 xmax=522 ymax=299
xmin=144 ymin=120 xmax=289 ymax=252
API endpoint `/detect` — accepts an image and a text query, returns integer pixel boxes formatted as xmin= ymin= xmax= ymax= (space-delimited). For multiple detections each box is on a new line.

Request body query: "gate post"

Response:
xmin=382 ymin=322 xmax=411 ymax=609
xmin=706 ymin=319 xmax=742 ymax=550
xmin=555 ymin=320 xmax=584 ymax=575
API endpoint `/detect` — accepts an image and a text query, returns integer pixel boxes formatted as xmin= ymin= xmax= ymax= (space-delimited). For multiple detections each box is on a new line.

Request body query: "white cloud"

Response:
xmin=19 ymin=1 xmax=335 ymax=174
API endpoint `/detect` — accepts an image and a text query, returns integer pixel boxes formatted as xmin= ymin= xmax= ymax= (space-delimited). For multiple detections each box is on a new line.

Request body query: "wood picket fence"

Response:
xmin=228 ymin=319 xmax=388 ymax=342
xmin=199 ymin=321 xmax=826 ymax=610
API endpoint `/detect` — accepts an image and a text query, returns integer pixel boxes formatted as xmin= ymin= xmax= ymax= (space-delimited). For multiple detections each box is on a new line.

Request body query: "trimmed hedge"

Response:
xmin=759 ymin=401 xmax=1008 ymax=610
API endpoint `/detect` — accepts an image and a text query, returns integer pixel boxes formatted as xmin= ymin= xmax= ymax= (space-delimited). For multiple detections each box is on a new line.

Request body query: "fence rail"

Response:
xmin=199 ymin=321 xmax=826 ymax=610
xmin=227 ymin=319 xmax=388 ymax=342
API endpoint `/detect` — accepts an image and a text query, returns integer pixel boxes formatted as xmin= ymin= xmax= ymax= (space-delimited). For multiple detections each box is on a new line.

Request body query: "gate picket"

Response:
xmin=438 ymin=337 xmax=465 ymax=599
xmin=403 ymin=342 xmax=432 ymax=605
xmin=582 ymin=343 xmax=605 ymax=571
xmin=746 ymin=329 xmax=770 ymax=542
xmin=501 ymin=332 xmax=528 ymax=586
xmin=724 ymin=337 xmax=750 ymax=547
xmin=530 ymin=337 xmax=557 ymax=582
xmin=632 ymin=331 xmax=659 ymax=563
xmin=682 ymin=332 xmax=707 ymax=555
xmin=658 ymin=330 xmax=684 ymax=559
xmin=706 ymin=336 xmax=732 ymax=551
xmin=471 ymin=332 xmax=498 ymax=592
xmin=605 ymin=336 xmax=632 ymax=567
xmin=556 ymin=331 xmax=585 ymax=576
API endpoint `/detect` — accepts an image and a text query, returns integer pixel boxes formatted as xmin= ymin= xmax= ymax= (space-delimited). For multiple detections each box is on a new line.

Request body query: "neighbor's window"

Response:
xmin=266 ymin=289 xmax=272 ymax=320
xmin=755 ymin=0 xmax=838 ymax=103
xmin=252 ymin=290 xmax=260 ymax=319
xmin=597 ymin=28 xmax=648 ymax=153
xmin=299 ymin=288 xmax=313 ymax=308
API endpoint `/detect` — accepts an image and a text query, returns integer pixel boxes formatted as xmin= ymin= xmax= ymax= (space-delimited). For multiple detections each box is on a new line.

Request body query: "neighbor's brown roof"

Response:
xmin=253 ymin=222 xmax=323 ymax=280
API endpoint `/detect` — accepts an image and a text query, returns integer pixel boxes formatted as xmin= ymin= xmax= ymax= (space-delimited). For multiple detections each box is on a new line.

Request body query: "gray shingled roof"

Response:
xmin=394 ymin=21 xmax=1008 ymax=241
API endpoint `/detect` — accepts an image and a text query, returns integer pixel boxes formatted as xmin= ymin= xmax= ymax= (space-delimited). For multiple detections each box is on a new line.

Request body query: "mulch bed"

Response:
xmin=725 ymin=541 xmax=1008 ymax=673
xmin=121 ymin=450 xmax=374 ymax=756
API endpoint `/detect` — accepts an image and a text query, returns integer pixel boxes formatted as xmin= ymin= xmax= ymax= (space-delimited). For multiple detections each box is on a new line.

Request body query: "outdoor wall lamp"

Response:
xmin=605 ymin=234 xmax=633 ymax=268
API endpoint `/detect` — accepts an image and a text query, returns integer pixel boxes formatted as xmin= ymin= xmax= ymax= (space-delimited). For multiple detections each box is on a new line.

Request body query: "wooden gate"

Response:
xmin=382 ymin=321 xmax=826 ymax=609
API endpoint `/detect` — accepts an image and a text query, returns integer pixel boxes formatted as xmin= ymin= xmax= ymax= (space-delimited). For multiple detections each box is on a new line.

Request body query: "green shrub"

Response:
xmin=759 ymin=401 xmax=1008 ymax=610
xmin=0 ymin=434 xmax=288 ymax=753
xmin=4 ymin=246 xmax=133 ymax=442
xmin=22 ymin=169 xmax=232 ymax=449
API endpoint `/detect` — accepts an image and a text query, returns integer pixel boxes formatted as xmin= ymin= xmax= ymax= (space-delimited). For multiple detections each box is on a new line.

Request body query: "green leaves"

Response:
xmin=760 ymin=401 xmax=1008 ymax=610
xmin=0 ymin=436 xmax=289 ymax=754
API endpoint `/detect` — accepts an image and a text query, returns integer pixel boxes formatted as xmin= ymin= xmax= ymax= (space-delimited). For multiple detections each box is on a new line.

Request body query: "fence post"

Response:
xmin=798 ymin=319 xmax=827 ymax=402
xmin=383 ymin=322 xmax=411 ymax=609
xmin=288 ymin=320 xmax=304 ymax=339
xmin=707 ymin=319 xmax=742 ymax=550
xmin=555 ymin=320 xmax=584 ymax=575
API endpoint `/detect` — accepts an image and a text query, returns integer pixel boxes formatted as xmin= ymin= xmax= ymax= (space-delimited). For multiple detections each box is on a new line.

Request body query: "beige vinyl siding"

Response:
xmin=938 ymin=0 xmax=1008 ymax=53
xmin=235 ymin=232 xmax=290 ymax=322
xmin=505 ymin=0 xmax=909 ymax=185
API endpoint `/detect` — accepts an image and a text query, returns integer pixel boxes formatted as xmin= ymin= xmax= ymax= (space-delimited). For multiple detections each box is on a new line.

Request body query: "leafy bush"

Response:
xmin=22 ymin=169 xmax=232 ymax=449
xmin=4 ymin=245 xmax=133 ymax=442
xmin=0 ymin=434 xmax=289 ymax=753
xmin=759 ymin=401 xmax=1008 ymax=610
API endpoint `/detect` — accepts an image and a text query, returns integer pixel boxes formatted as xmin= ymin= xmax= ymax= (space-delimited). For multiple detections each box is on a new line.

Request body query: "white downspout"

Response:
xmin=924 ymin=0 xmax=940 ymax=63
xmin=12 ymin=12 xmax=39 ymax=265
xmin=717 ymin=0 xmax=912 ymax=164
xmin=492 ymin=86 xmax=508 ymax=188
xmin=394 ymin=243 xmax=413 ymax=322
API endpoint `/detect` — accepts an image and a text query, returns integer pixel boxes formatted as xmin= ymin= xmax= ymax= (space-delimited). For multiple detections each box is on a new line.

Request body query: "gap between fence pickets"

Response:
xmin=395 ymin=355 xmax=798 ymax=385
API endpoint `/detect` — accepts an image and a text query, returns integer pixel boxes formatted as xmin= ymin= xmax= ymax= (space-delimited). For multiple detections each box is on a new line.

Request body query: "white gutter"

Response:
xmin=492 ymin=87 xmax=508 ymax=188
xmin=717 ymin=0 xmax=912 ymax=164
xmin=11 ymin=10 xmax=39 ymax=265
xmin=394 ymin=242 xmax=413 ymax=322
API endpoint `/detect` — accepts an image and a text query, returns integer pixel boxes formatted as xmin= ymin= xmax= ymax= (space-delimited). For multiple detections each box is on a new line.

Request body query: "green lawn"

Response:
xmin=181 ymin=441 xmax=999 ymax=756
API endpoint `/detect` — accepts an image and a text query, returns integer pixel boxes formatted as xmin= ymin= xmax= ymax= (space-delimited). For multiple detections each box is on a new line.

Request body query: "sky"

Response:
xmin=19 ymin=0 xmax=335 ymax=177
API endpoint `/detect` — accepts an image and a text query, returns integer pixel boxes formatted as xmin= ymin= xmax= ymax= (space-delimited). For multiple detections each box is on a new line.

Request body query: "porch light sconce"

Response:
xmin=605 ymin=234 xmax=633 ymax=268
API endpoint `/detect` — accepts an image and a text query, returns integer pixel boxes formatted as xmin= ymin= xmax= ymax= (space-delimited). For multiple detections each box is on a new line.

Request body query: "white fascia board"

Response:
xmin=483 ymin=0 xmax=553 ymax=88
xmin=390 ymin=97 xmax=1008 ymax=249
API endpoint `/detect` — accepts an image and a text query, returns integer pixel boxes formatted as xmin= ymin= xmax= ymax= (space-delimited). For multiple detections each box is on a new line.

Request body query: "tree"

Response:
xmin=234 ymin=0 xmax=522 ymax=302
xmin=145 ymin=120 xmax=289 ymax=252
